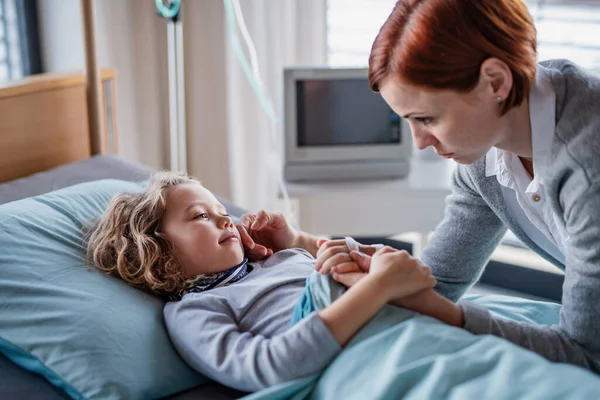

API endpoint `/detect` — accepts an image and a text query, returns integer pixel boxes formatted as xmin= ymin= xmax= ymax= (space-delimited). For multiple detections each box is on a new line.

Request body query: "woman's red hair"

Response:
xmin=369 ymin=0 xmax=537 ymax=114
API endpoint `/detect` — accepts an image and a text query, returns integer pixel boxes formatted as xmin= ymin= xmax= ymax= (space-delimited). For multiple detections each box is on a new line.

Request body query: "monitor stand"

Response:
xmin=284 ymin=159 xmax=411 ymax=182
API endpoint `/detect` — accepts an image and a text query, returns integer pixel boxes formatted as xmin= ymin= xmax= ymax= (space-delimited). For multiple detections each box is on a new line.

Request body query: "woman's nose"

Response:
xmin=412 ymin=129 xmax=438 ymax=150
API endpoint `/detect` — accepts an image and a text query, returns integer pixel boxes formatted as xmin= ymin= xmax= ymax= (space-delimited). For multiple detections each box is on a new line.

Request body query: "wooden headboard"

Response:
xmin=0 ymin=69 xmax=118 ymax=183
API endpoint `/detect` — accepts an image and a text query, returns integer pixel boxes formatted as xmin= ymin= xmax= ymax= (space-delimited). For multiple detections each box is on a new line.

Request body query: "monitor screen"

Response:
xmin=296 ymin=78 xmax=401 ymax=147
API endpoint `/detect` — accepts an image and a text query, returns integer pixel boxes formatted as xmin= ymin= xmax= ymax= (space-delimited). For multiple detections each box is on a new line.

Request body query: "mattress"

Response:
xmin=0 ymin=155 xmax=248 ymax=400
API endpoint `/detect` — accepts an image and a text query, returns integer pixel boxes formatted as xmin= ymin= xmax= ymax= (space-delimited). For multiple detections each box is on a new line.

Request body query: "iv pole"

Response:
xmin=155 ymin=0 xmax=187 ymax=173
xmin=81 ymin=0 xmax=105 ymax=155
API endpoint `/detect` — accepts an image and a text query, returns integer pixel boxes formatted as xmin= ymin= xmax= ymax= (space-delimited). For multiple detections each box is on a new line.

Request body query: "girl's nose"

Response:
xmin=219 ymin=215 xmax=234 ymax=229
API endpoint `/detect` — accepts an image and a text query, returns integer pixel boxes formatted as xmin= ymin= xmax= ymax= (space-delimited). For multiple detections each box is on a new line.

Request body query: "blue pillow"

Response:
xmin=0 ymin=179 xmax=207 ymax=399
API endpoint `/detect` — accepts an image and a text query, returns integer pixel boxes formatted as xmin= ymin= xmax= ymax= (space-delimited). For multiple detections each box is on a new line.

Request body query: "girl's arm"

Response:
xmin=318 ymin=273 xmax=390 ymax=345
xmin=165 ymin=299 xmax=342 ymax=393
xmin=165 ymin=248 xmax=435 ymax=392
xmin=291 ymin=230 xmax=320 ymax=258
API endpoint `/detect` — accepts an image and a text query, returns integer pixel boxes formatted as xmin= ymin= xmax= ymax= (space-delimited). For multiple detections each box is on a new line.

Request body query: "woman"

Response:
xmin=240 ymin=0 xmax=600 ymax=373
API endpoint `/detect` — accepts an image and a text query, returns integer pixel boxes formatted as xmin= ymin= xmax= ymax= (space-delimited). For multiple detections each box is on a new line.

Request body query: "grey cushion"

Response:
xmin=0 ymin=155 xmax=153 ymax=204
xmin=0 ymin=155 xmax=248 ymax=219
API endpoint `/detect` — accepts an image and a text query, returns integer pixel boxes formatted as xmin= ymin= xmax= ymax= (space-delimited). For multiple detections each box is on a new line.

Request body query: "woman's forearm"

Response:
xmin=318 ymin=276 xmax=389 ymax=346
xmin=391 ymin=289 xmax=464 ymax=327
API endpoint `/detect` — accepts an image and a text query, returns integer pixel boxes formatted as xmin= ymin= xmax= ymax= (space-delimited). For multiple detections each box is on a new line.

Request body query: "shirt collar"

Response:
xmin=485 ymin=147 xmax=499 ymax=177
xmin=529 ymin=64 xmax=556 ymax=179
xmin=485 ymin=64 xmax=556 ymax=180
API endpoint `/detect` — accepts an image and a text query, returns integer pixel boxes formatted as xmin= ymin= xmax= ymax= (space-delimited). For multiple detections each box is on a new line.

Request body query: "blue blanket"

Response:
xmin=243 ymin=273 xmax=600 ymax=399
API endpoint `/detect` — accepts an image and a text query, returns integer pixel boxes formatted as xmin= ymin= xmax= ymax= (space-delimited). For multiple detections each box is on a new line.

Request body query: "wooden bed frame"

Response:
xmin=0 ymin=69 xmax=118 ymax=183
xmin=0 ymin=0 xmax=114 ymax=184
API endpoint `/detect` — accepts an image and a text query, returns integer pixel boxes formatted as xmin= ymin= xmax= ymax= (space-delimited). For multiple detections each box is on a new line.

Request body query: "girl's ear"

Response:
xmin=152 ymin=231 xmax=170 ymax=249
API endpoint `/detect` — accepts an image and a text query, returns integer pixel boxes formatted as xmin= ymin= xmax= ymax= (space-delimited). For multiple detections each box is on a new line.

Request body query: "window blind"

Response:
xmin=0 ymin=0 xmax=23 ymax=82
xmin=327 ymin=0 xmax=600 ymax=73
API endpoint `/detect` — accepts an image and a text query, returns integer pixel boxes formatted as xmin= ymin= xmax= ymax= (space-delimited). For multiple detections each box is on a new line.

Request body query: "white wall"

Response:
xmin=182 ymin=1 xmax=231 ymax=198
xmin=37 ymin=0 xmax=84 ymax=72
xmin=36 ymin=0 xmax=232 ymax=199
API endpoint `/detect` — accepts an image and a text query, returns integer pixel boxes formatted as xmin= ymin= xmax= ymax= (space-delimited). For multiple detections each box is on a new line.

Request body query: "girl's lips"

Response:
xmin=219 ymin=231 xmax=239 ymax=244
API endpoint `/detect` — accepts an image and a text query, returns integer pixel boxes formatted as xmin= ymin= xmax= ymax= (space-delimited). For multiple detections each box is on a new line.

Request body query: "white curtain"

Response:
xmin=224 ymin=0 xmax=327 ymax=213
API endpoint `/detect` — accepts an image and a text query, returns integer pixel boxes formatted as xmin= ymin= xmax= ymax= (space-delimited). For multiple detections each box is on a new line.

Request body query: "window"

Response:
xmin=327 ymin=0 xmax=391 ymax=68
xmin=327 ymin=0 xmax=600 ymax=73
xmin=0 ymin=0 xmax=22 ymax=81
xmin=0 ymin=0 xmax=41 ymax=82
xmin=530 ymin=1 xmax=600 ymax=73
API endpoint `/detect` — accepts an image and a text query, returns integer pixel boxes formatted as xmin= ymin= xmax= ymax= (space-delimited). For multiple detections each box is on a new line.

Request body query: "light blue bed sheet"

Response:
xmin=242 ymin=273 xmax=600 ymax=400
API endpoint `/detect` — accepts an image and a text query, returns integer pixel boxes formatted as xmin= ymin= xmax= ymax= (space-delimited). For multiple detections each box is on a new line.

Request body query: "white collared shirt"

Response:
xmin=485 ymin=65 xmax=568 ymax=264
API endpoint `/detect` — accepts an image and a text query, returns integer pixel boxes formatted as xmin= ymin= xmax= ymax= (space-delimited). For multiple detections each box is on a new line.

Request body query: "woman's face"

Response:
xmin=379 ymin=76 xmax=507 ymax=164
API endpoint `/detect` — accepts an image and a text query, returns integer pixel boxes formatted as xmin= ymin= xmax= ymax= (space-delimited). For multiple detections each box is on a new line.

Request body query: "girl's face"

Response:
xmin=160 ymin=183 xmax=244 ymax=278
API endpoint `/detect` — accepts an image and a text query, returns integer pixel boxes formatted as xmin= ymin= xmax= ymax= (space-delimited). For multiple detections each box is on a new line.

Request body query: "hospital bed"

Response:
xmin=0 ymin=70 xmax=247 ymax=399
xmin=3 ymin=69 xmax=600 ymax=400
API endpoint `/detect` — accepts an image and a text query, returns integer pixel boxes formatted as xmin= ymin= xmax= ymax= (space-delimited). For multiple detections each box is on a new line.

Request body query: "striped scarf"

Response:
xmin=168 ymin=258 xmax=252 ymax=302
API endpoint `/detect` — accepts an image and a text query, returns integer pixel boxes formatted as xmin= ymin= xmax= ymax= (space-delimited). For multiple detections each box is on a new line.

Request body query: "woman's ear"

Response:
xmin=479 ymin=57 xmax=513 ymax=102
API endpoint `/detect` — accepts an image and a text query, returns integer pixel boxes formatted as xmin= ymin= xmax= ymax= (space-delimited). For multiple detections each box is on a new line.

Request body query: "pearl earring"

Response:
xmin=496 ymin=96 xmax=503 ymax=103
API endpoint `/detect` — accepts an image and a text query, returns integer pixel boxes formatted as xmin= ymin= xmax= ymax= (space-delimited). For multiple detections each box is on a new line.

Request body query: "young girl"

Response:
xmin=86 ymin=172 xmax=435 ymax=392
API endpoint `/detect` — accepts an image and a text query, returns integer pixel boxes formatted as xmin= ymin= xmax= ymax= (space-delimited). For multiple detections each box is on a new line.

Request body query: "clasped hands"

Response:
xmin=235 ymin=210 xmax=436 ymax=304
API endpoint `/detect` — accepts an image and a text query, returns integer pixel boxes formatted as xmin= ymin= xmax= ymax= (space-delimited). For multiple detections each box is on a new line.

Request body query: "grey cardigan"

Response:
xmin=421 ymin=59 xmax=600 ymax=372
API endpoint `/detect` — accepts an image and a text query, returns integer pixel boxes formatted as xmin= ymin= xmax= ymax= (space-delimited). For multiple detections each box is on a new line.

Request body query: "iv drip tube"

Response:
xmin=223 ymin=0 xmax=295 ymax=225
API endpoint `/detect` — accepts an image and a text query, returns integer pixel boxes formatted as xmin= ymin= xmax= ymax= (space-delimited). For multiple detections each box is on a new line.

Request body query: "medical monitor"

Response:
xmin=283 ymin=67 xmax=412 ymax=182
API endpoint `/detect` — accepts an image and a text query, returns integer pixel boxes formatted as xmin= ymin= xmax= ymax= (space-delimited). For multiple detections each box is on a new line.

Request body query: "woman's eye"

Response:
xmin=415 ymin=117 xmax=433 ymax=125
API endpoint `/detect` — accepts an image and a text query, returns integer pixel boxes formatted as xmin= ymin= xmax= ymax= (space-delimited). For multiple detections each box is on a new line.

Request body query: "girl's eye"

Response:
xmin=193 ymin=213 xmax=209 ymax=220
xmin=415 ymin=117 xmax=433 ymax=125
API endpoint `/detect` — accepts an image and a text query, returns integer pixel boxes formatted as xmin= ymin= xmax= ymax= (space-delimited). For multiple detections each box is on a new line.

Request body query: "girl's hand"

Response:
xmin=315 ymin=238 xmax=379 ymax=275
xmin=236 ymin=211 xmax=298 ymax=261
xmin=368 ymin=247 xmax=437 ymax=301
xmin=330 ymin=249 xmax=372 ymax=287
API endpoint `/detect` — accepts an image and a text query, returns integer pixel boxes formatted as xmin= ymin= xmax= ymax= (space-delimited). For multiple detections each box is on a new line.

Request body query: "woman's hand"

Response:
xmin=317 ymin=247 xmax=434 ymax=347
xmin=236 ymin=210 xmax=298 ymax=261
xmin=368 ymin=247 xmax=437 ymax=300
xmin=315 ymin=238 xmax=379 ymax=275
xmin=333 ymin=249 xmax=463 ymax=327
xmin=318 ymin=241 xmax=436 ymax=299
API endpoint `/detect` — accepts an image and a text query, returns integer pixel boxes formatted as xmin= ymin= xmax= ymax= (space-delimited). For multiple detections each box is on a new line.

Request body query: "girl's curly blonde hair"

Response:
xmin=86 ymin=171 xmax=202 ymax=296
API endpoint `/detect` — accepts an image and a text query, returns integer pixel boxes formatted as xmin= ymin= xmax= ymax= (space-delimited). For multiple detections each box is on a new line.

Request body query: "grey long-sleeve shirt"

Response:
xmin=421 ymin=59 xmax=600 ymax=372
xmin=163 ymin=249 xmax=341 ymax=392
